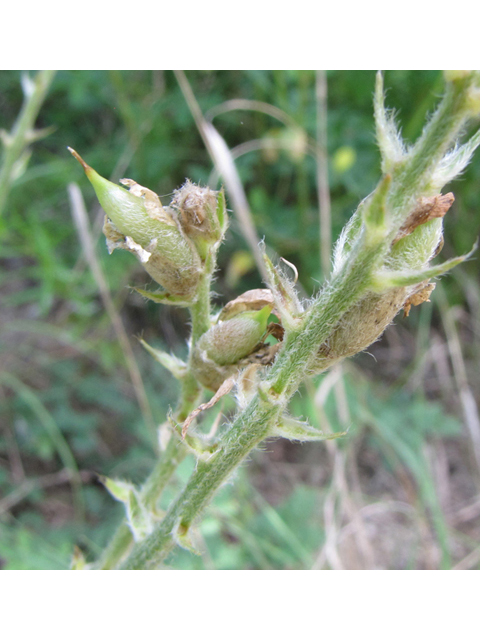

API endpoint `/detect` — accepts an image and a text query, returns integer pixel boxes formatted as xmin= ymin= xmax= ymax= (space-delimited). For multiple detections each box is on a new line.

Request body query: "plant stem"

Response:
xmin=120 ymin=237 xmax=380 ymax=569
xmin=121 ymin=397 xmax=279 ymax=569
xmin=189 ymin=266 xmax=212 ymax=343
xmin=389 ymin=73 xmax=479 ymax=225
xmin=96 ymin=267 xmax=213 ymax=568
xmin=0 ymin=70 xmax=56 ymax=217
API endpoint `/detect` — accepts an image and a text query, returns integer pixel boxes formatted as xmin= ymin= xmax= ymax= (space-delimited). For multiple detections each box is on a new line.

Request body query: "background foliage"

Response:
xmin=1 ymin=70 xmax=479 ymax=569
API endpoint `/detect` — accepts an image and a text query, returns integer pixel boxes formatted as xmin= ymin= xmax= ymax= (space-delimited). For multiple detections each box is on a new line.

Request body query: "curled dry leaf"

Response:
xmin=266 ymin=322 xmax=284 ymax=342
xmin=394 ymin=193 xmax=454 ymax=244
xmin=218 ymin=288 xmax=276 ymax=321
xmin=181 ymin=376 xmax=236 ymax=438
xmin=403 ymin=282 xmax=436 ymax=317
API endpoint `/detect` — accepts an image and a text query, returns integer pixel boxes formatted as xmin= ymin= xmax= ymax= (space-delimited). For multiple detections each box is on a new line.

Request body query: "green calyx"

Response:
xmin=190 ymin=303 xmax=273 ymax=391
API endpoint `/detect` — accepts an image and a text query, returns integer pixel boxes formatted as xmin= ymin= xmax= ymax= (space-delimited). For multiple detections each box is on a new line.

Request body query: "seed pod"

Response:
xmin=200 ymin=305 xmax=272 ymax=366
xmin=69 ymin=148 xmax=201 ymax=300
xmin=192 ymin=304 xmax=272 ymax=390
xmin=312 ymin=287 xmax=407 ymax=373
xmin=312 ymin=193 xmax=453 ymax=374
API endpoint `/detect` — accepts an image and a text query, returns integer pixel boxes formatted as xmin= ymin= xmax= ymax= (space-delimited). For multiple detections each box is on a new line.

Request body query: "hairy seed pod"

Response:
xmin=192 ymin=304 xmax=272 ymax=390
xmin=200 ymin=305 xmax=272 ymax=366
xmin=312 ymin=287 xmax=407 ymax=373
xmin=312 ymin=194 xmax=452 ymax=374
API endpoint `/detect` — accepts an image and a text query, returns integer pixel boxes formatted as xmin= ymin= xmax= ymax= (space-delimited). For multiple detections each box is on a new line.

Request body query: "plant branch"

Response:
xmin=117 ymin=73 xmax=480 ymax=569
xmin=0 ymin=70 xmax=56 ymax=216
xmin=95 ymin=248 xmax=215 ymax=568
xmin=120 ymin=231 xmax=382 ymax=568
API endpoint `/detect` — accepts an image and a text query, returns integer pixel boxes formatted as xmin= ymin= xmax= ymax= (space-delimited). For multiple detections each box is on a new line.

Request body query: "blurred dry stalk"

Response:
xmin=316 ymin=70 xmax=331 ymax=278
xmin=437 ymin=285 xmax=480 ymax=473
xmin=173 ymin=70 xmax=267 ymax=281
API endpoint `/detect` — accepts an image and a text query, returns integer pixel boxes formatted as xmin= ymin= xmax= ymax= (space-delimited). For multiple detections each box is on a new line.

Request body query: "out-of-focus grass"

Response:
xmin=0 ymin=71 xmax=479 ymax=570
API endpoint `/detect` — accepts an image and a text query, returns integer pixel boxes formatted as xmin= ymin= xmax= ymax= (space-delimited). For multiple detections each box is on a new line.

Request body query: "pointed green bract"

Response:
xmin=133 ymin=287 xmax=192 ymax=306
xmin=138 ymin=338 xmax=187 ymax=379
xmin=102 ymin=476 xmax=153 ymax=542
xmin=270 ymin=416 xmax=347 ymax=442
xmin=372 ymin=242 xmax=477 ymax=291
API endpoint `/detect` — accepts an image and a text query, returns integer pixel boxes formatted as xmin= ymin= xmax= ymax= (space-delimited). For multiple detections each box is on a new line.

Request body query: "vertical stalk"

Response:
xmin=96 ymin=264 xmax=213 ymax=568
xmin=316 ymin=70 xmax=331 ymax=278
xmin=0 ymin=70 xmax=56 ymax=216
xmin=189 ymin=268 xmax=212 ymax=343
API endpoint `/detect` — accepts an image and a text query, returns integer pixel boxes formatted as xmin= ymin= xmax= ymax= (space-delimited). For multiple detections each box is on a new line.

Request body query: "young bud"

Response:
xmin=172 ymin=180 xmax=228 ymax=256
xmin=69 ymin=148 xmax=202 ymax=300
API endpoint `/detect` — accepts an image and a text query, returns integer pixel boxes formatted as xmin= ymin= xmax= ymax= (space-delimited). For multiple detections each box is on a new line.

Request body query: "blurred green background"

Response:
xmin=1 ymin=70 xmax=479 ymax=569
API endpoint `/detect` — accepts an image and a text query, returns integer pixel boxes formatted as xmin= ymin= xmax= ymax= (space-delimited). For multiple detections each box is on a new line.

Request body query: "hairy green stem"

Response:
xmin=270 ymin=240 xmax=382 ymax=396
xmin=388 ymin=73 xmax=479 ymax=226
xmin=120 ymin=236 xmax=381 ymax=569
xmin=121 ymin=398 xmax=279 ymax=568
xmin=189 ymin=266 xmax=212 ymax=343
xmin=96 ymin=264 xmax=214 ymax=568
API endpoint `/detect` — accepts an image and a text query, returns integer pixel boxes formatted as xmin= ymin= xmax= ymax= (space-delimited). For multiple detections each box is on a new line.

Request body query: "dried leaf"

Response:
xmin=403 ymin=282 xmax=436 ymax=317
xmin=394 ymin=193 xmax=454 ymax=243
xmin=181 ymin=376 xmax=236 ymax=438
xmin=218 ymin=288 xmax=276 ymax=321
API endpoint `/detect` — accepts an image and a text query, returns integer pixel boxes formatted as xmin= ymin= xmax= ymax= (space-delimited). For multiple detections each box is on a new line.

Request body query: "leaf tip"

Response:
xmin=68 ymin=147 xmax=91 ymax=173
